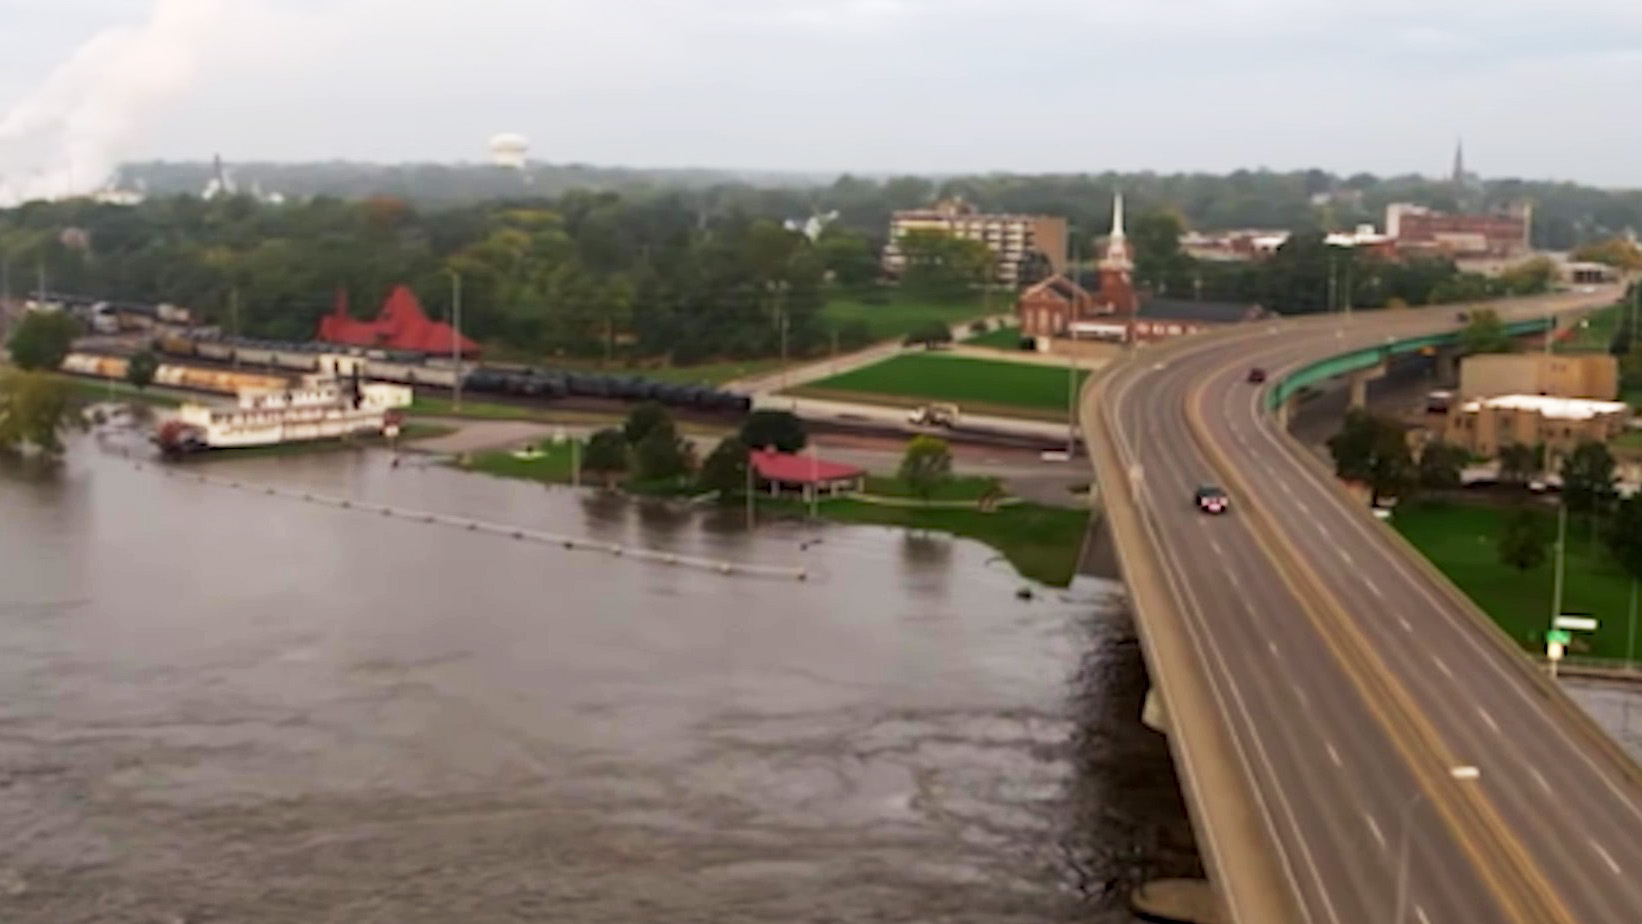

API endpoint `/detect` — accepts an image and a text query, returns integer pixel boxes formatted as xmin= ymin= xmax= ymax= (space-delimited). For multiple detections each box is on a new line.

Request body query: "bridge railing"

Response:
xmin=1265 ymin=316 xmax=1554 ymax=410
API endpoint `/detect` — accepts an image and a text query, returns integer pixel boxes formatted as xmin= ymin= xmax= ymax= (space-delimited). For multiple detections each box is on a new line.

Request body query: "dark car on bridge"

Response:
xmin=1194 ymin=485 xmax=1230 ymax=515
xmin=1246 ymin=367 xmax=1267 ymax=384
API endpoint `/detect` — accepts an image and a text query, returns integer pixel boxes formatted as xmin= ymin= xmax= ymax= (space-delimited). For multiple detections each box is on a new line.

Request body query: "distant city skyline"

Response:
xmin=3 ymin=0 xmax=1641 ymax=202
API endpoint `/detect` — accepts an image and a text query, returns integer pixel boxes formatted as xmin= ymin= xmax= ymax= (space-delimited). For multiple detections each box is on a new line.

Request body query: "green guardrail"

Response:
xmin=1266 ymin=317 xmax=1553 ymax=410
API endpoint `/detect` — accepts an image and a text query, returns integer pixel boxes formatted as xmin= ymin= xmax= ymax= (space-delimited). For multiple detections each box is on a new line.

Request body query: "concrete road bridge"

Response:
xmin=1084 ymin=286 xmax=1642 ymax=924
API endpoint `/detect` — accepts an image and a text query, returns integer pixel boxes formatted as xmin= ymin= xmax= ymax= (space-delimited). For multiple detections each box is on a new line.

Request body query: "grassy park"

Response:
xmin=964 ymin=325 xmax=1030 ymax=350
xmin=1393 ymin=501 xmax=1641 ymax=662
xmin=794 ymin=353 xmax=1088 ymax=420
xmin=767 ymin=496 xmax=1088 ymax=587
xmin=820 ymin=289 xmax=1001 ymax=342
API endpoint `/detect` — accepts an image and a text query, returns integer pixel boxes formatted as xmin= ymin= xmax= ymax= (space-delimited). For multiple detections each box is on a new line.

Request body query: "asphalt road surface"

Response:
xmin=1091 ymin=287 xmax=1642 ymax=924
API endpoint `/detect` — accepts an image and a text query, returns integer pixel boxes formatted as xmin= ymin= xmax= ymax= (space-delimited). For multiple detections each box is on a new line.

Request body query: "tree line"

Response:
xmin=0 ymin=178 xmax=1564 ymax=367
xmin=120 ymin=162 xmax=1642 ymax=253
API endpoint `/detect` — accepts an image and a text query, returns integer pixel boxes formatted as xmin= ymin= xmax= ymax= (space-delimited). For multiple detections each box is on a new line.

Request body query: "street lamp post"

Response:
xmin=1394 ymin=765 xmax=1481 ymax=924
xmin=1551 ymin=502 xmax=1569 ymax=678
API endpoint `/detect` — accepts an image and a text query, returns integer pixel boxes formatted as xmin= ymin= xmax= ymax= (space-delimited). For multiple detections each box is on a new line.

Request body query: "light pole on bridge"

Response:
xmin=1394 ymin=764 xmax=1481 ymax=924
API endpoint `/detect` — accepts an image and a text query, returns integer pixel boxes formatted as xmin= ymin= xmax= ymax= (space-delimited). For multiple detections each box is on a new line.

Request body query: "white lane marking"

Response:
xmin=1530 ymin=767 xmax=1551 ymax=794
xmin=1291 ymin=683 xmax=1311 ymax=711
xmin=1268 ymin=640 xmax=1279 ymax=656
xmin=1591 ymin=839 xmax=1622 ymax=875
xmin=1278 ymin=480 xmax=1296 ymax=497
xmin=1225 ymin=569 xmax=1243 ymax=590
xmin=1364 ymin=577 xmax=1385 ymax=600
xmin=1415 ymin=906 xmax=1431 ymax=924
xmin=1477 ymin=706 xmax=1500 ymax=734
xmin=1326 ymin=741 xmax=1342 ymax=767
xmin=1397 ymin=616 xmax=1413 ymax=633
xmin=1365 ymin=812 xmax=1387 ymax=850
xmin=1339 ymin=548 xmax=1354 ymax=566
xmin=1209 ymin=538 xmax=1227 ymax=559
xmin=1431 ymin=654 xmax=1454 ymax=679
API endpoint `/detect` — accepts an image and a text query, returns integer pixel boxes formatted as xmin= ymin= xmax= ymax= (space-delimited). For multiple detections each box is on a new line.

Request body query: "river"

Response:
xmin=0 ymin=428 xmax=1199 ymax=923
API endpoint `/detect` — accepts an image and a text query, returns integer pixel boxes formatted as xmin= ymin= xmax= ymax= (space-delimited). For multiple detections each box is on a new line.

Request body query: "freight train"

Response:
xmin=148 ymin=333 xmax=754 ymax=413
xmin=62 ymin=353 xmax=291 ymax=395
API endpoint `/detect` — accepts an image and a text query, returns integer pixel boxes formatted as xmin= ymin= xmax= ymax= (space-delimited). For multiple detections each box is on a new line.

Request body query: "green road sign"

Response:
xmin=1547 ymin=629 xmax=1573 ymax=646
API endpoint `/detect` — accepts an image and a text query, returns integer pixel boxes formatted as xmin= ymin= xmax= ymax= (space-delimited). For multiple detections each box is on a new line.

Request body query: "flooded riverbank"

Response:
xmin=0 ymin=437 xmax=1197 ymax=922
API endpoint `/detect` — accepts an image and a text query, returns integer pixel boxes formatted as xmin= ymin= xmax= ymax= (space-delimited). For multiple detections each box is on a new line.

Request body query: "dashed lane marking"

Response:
xmin=1365 ymin=812 xmax=1387 ymax=850
xmin=1591 ymin=839 xmax=1622 ymax=875
xmin=1326 ymin=742 xmax=1342 ymax=767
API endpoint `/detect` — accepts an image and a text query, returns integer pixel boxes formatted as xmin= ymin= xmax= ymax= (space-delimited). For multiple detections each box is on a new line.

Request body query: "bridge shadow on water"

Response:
xmin=1057 ymin=590 xmax=1204 ymax=917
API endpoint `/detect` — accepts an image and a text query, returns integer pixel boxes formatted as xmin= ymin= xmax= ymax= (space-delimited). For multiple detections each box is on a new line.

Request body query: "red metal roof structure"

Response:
xmin=750 ymin=449 xmax=866 ymax=485
xmin=318 ymin=286 xmax=480 ymax=357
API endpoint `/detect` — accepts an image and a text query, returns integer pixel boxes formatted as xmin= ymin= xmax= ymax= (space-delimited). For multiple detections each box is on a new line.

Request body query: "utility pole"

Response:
xmin=1066 ymin=354 xmax=1079 ymax=455
xmin=1551 ymin=502 xmax=1568 ymax=678
xmin=808 ymin=442 xmax=819 ymax=520
xmin=1343 ymin=259 xmax=1354 ymax=318
xmin=1629 ymin=575 xmax=1638 ymax=673
xmin=1327 ymin=255 xmax=1338 ymax=313
xmin=745 ymin=450 xmax=755 ymax=530
xmin=229 ymin=287 xmax=240 ymax=366
xmin=451 ymin=271 xmax=464 ymax=411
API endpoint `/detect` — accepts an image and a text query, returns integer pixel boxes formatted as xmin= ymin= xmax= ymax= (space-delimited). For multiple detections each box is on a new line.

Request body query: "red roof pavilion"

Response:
xmin=318 ymin=286 xmax=480 ymax=357
xmin=749 ymin=449 xmax=866 ymax=486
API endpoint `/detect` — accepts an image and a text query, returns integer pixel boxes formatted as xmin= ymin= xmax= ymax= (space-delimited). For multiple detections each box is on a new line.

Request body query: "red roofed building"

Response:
xmin=750 ymin=449 xmax=866 ymax=500
xmin=318 ymin=286 xmax=481 ymax=358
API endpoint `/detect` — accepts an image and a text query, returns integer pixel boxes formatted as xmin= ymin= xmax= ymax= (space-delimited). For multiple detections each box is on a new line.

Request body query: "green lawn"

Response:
xmin=820 ymin=289 xmax=1003 ymax=342
xmin=638 ymin=358 xmax=791 ymax=385
xmin=1393 ymin=502 xmax=1641 ymax=661
xmin=861 ymin=474 xmax=1001 ymax=501
xmin=777 ymin=498 xmax=1088 ymax=587
xmin=58 ymin=376 xmax=184 ymax=408
xmin=965 ymin=325 xmax=1030 ymax=350
xmin=1555 ymin=302 xmax=1624 ymax=354
xmin=797 ymin=353 xmax=1087 ymax=419
xmin=457 ymin=441 xmax=583 ymax=484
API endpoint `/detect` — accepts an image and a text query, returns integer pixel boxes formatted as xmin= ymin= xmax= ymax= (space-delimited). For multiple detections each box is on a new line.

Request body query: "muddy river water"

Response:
xmin=0 ymin=434 xmax=1200 ymax=923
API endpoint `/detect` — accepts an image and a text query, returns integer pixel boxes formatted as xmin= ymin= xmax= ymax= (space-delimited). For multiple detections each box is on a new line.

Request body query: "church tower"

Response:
xmin=1098 ymin=192 xmax=1138 ymax=314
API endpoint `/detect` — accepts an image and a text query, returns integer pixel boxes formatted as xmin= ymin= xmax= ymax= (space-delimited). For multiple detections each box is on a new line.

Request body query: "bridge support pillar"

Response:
xmin=1346 ymin=361 xmax=1388 ymax=411
xmin=1142 ymin=685 xmax=1169 ymax=735
xmin=1275 ymin=394 xmax=1297 ymax=429
xmin=1434 ymin=348 xmax=1459 ymax=385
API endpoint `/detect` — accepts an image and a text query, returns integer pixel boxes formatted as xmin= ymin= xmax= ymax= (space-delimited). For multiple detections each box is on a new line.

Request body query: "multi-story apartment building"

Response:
xmin=883 ymin=198 xmax=1068 ymax=286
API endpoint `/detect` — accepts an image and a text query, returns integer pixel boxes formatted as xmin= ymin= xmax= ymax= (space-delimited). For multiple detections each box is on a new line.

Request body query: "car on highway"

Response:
xmin=1194 ymin=485 xmax=1230 ymax=514
xmin=1246 ymin=367 xmax=1267 ymax=384
xmin=907 ymin=403 xmax=960 ymax=427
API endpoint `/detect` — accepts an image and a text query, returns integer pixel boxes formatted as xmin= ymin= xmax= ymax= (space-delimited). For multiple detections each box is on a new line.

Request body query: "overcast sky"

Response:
xmin=2 ymin=0 xmax=1641 ymax=192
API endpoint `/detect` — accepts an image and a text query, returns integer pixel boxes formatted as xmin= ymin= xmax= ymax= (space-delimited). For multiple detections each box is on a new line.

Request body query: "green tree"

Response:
xmin=1608 ymin=494 xmax=1642 ymax=577
xmin=1459 ymin=308 xmax=1514 ymax=354
xmin=1325 ymin=410 xmax=1412 ymax=503
xmin=0 ymin=370 xmax=74 ymax=456
xmin=126 ymin=350 xmax=159 ymax=391
xmin=816 ymin=228 xmax=879 ymax=289
xmin=1498 ymin=507 xmax=1548 ymax=572
xmin=634 ymin=425 xmax=690 ymax=482
xmin=5 ymin=311 xmax=80 ymax=371
xmin=1498 ymin=442 xmax=1539 ymax=486
xmin=1129 ymin=209 xmax=1190 ymax=293
xmin=697 ymin=435 xmax=749 ymax=497
xmin=1561 ymin=440 xmax=1617 ymax=515
xmin=1499 ymin=257 xmax=1557 ymax=296
xmin=898 ymin=435 xmax=953 ymax=501
xmin=1418 ymin=440 xmax=1467 ymax=490
xmin=623 ymin=400 xmax=674 ymax=446
xmin=903 ymin=320 xmax=954 ymax=349
xmin=581 ymin=428 xmax=629 ymax=487
xmin=740 ymin=409 xmax=807 ymax=453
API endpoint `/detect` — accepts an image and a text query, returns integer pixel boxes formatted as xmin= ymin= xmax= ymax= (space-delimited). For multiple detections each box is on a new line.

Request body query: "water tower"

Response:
xmin=489 ymin=133 xmax=530 ymax=169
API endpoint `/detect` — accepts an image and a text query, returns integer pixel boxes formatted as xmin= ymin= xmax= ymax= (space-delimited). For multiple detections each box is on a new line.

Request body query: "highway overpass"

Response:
xmin=1083 ymin=286 xmax=1642 ymax=924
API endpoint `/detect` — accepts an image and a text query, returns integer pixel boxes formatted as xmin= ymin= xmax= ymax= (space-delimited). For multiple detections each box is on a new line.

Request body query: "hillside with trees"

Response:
xmin=117 ymin=162 xmax=1642 ymax=251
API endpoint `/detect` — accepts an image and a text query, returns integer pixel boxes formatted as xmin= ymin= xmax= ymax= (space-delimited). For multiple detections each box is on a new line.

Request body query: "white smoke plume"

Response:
xmin=0 ymin=0 xmax=224 ymax=206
